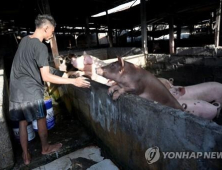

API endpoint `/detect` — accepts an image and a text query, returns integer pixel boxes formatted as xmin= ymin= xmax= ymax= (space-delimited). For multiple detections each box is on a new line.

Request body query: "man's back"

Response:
xmin=10 ymin=36 xmax=49 ymax=102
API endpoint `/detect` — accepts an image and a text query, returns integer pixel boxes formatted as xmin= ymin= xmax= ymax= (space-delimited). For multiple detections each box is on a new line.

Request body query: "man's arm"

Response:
xmin=49 ymin=66 xmax=65 ymax=77
xmin=40 ymin=66 xmax=90 ymax=88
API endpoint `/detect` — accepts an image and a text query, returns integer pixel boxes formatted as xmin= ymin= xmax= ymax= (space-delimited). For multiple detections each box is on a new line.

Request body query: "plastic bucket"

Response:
xmin=32 ymin=98 xmax=55 ymax=131
xmin=12 ymin=121 xmax=36 ymax=142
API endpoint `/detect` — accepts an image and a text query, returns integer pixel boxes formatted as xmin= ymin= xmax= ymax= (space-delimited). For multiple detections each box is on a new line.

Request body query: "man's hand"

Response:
xmin=70 ymin=77 xmax=90 ymax=88
xmin=41 ymin=66 xmax=90 ymax=88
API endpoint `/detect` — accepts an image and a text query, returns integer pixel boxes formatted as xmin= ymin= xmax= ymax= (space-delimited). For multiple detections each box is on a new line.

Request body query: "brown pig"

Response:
xmin=96 ymin=57 xmax=183 ymax=110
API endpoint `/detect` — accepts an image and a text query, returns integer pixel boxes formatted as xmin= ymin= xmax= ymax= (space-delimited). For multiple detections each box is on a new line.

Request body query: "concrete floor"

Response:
xmin=32 ymin=146 xmax=119 ymax=170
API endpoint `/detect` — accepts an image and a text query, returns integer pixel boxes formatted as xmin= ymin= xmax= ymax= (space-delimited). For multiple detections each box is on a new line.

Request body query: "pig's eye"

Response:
xmin=111 ymin=63 xmax=115 ymax=67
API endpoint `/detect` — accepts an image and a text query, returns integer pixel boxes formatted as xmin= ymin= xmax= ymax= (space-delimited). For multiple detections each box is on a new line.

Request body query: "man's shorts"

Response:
xmin=9 ymin=99 xmax=47 ymax=122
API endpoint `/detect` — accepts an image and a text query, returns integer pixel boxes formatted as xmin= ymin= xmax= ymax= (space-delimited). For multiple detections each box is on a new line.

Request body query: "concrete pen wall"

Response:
xmin=57 ymin=81 xmax=222 ymax=170
xmin=0 ymin=57 xmax=14 ymax=170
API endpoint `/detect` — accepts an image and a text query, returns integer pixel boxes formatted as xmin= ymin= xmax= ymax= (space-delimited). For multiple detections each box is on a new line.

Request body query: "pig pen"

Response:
xmin=1 ymin=46 xmax=222 ymax=169
xmin=53 ymin=47 xmax=222 ymax=170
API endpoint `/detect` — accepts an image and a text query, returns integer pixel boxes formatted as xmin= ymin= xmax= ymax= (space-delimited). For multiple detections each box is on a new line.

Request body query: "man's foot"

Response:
xmin=42 ymin=143 xmax=62 ymax=155
xmin=22 ymin=152 xmax=31 ymax=165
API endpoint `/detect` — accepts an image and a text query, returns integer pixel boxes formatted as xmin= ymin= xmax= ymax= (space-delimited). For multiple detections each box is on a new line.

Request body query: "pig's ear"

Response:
xmin=117 ymin=56 xmax=124 ymax=68
xmin=178 ymin=87 xmax=185 ymax=96
xmin=83 ymin=51 xmax=87 ymax=56
xmin=117 ymin=56 xmax=124 ymax=74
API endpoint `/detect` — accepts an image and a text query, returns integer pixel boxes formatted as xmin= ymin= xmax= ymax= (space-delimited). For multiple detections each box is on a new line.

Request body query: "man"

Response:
xmin=9 ymin=14 xmax=90 ymax=165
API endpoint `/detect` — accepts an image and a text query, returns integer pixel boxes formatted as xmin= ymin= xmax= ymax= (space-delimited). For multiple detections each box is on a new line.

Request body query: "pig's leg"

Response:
xmin=108 ymin=84 xmax=121 ymax=95
xmin=112 ymin=88 xmax=126 ymax=100
xmin=106 ymin=80 xmax=117 ymax=86
xmin=178 ymin=99 xmax=219 ymax=120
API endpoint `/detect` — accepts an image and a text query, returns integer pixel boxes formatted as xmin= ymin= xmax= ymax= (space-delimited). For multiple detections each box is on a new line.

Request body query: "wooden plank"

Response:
xmin=140 ymin=0 xmax=148 ymax=65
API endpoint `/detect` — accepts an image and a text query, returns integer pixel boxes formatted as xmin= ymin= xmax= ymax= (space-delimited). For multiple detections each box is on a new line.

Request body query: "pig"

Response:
xmin=169 ymin=82 xmax=222 ymax=104
xmin=68 ymin=52 xmax=115 ymax=86
xmin=96 ymin=56 xmax=183 ymax=110
xmin=70 ymin=52 xmax=93 ymax=70
xmin=178 ymin=99 xmax=221 ymax=120
xmin=58 ymin=55 xmax=85 ymax=77
xmin=167 ymin=82 xmax=222 ymax=120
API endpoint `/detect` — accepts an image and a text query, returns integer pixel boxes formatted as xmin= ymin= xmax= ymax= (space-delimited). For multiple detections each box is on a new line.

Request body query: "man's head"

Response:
xmin=35 ymin=14 xmax=56 ymax=41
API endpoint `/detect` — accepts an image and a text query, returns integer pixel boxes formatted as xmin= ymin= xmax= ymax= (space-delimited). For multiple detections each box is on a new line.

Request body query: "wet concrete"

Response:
xmin=11 ymin=101 xmax=98 ymax=170
xmin=33 ymin=146 xmax=119 ymax=170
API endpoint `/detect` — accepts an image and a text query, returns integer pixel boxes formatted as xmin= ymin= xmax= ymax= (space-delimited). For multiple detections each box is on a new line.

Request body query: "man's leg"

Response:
xmin=37 ymin=117 xmax=62 ymax=154
xmin=19 ymin=120 xmax=31 ymax=165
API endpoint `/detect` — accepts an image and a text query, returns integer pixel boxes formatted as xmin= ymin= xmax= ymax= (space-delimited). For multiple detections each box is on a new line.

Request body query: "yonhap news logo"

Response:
xmin=145 ymin=146 xmax=160 ymax=164
xmin=145 ymin=146 xmax=222 ymax=164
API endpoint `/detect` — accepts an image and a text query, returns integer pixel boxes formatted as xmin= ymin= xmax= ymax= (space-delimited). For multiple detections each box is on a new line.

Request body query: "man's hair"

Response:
xmin=35 ymin=14 xmax=56 ymax=28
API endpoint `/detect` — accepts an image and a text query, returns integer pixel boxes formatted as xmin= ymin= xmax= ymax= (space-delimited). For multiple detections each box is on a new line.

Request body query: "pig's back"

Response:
xmin=142 ymin=71 xmax=182 ymax=110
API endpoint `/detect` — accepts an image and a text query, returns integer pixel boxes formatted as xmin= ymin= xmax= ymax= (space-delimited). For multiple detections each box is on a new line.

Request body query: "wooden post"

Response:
xmin=116 ymin=29 xmax=118 ymax=46
xmin=215 ymin=0 xmax=221 ymax=47
xmin=85 ymin=16 xmax=90 ymax=48
xmin=41 ymin=0 xmax=60 ymax=68
xmin=27 ymin=27 xmax=30 ymax=35
xmin=73 ymin=33 xmax=76 ymax=47
xmin=152 ymin=24 xmax=155 ymax=41
xmin=50 ymin=34 xmax=59 ymax=68
xmin=177 ymin=24 xmax=181 ymax=48
xmin=189 ymin=24 xmax=194 ymax=35
xmin=210 ymin=12 xmax=213 ymax=35
xmin=177 ymin=24 xmax=181 ymax=41
xmin=131 ymin=28 xmax=134 ymax=44
xmin=106 ymin=10 xmax=113 ymax=47
xmin=96 ymin=24 xmax=99 ymax=47
xmin=169 ymin=16 xmax=175 ymax=54
xmin=140 ymin=0 xmax=148 ymax=65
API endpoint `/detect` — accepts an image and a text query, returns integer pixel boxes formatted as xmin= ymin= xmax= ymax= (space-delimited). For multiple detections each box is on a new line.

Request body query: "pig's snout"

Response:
xmin=71 ymin=57 xmax=76 ymax=65
xmin=96 ymin=67 xmax=104 ymax=76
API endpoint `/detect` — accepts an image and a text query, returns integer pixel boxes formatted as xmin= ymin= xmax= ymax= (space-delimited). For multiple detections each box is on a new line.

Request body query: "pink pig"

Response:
xmin=70 ymin=52 xmax=114 ymax=86
xmin=169 ymin=82 xmax=222 ymax=104
xmin=168 ymin=82 xmax=222 ymax=120
xmin=178 ymin=99 xmax=221 ymax=120
xmin=71 ymin=52 xmax=93 ymax=71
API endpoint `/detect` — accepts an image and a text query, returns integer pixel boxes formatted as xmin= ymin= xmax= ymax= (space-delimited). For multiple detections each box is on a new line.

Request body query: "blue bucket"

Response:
xmin=32 ymin=98 xmax=55 ymax=131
